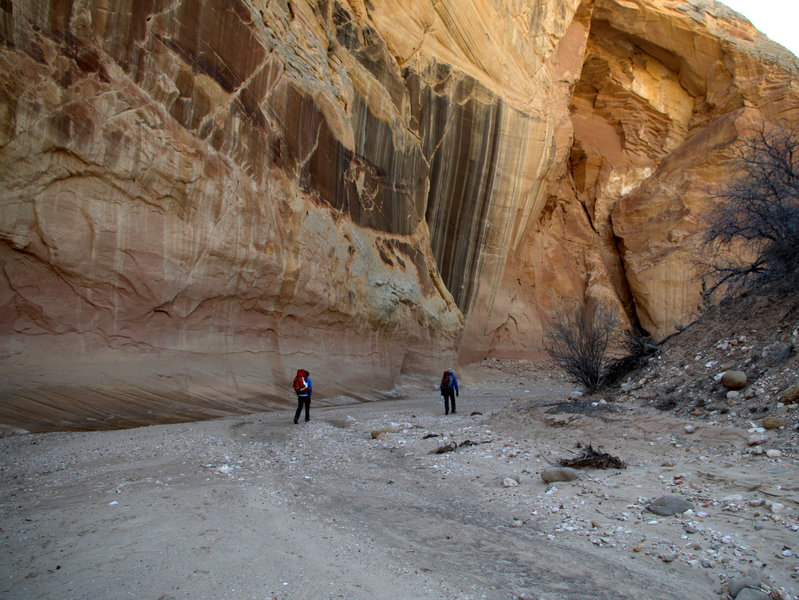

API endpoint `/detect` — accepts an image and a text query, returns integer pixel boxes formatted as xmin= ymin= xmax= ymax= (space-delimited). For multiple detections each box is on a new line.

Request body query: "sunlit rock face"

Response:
xmin=0 ymin=0 xmax=468 ymax=429
xmin=0 ymin=0 xmax=797 ymax=430
xmin=476 ymin=0 xmax=799 ymax=355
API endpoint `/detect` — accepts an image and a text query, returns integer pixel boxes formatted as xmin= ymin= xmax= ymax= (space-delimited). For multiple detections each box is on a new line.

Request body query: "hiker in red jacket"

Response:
xmin=292 ymin=369 xmax=312 ymax=424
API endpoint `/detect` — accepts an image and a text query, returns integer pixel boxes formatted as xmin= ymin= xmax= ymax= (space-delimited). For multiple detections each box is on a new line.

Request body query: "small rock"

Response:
xmin=765 ymin=449 xmax=782 ymax=458
xmin=721 ymin=370 xmax=747 ymax=389
xmin=371 ymin=428 xmax=397 ymax=439
xmin=540 ymin=467 xmax=581 ymax=483
xmin=723 ymin=494 xmax=744 ymax=502
xmin=747 ymin=434 xmax=769 ymax=446
xmin=779 ymin=383 xmax=799 ymax=404
xmin=684 ymin=424 xmax=696 ymax=434
xmin=659 ymin=552 xmax=676 ymax=563
xmin=727 ymin=390 xmax=741 ymax=400
xmin=765 ymin=467 xmax=789 ymax=474
xmin=770 ymin=502 xmax=785 ymax=514
xmin=763 ymin=416 xmax=786 ymax=429
xmin=503 ymin=478 xmax=519 ymax=488
xmin=647 ymin=495 xmax=694 ymax=516
xmin=568 ymin=390 xmax=583 ymax=400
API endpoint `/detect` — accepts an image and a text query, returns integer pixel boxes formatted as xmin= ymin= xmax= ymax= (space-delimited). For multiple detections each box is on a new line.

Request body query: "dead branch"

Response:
xmin=558 ymin=444 xmax=626 ymax=469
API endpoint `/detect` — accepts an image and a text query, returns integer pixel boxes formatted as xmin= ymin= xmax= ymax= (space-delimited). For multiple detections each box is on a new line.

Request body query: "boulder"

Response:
xmin=540 ymin=467 xmax=581 ymax=483
xmin=646 ymin=495 xmax=694 ymax=516
xmin=728 ymin=574 xmax=761 ymax=598
xmin=721 ymin=371 xmax=748 ymax=389
xmin=734 ymin=589 xmax=769 ymax=600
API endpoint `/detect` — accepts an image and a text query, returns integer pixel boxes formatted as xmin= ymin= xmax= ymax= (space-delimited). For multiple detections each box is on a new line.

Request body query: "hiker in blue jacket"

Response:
xmin=292 ymin=369 xmax=312 ymax=424
xmin=440 ymin=369 xmax=459 ymax=415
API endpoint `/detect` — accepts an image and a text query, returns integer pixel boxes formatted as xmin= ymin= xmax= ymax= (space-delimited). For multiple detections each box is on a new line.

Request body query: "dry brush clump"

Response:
xmin=544 ymin=301 xmax=657 ymax=393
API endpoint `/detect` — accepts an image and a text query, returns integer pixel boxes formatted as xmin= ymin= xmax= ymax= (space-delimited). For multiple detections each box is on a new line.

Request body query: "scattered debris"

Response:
xmin=429 ymin=439 xmax=492 ymax=454
xmin=558 ymin=444 xmax=625 ymax=469
xmin=457 ymin=439 xmax=492 ymax=448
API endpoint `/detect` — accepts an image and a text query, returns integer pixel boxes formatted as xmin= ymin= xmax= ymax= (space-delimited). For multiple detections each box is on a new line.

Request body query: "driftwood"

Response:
xmin=429 ymin=439 xmax=493 ymax=454
xmin=558 ymin=444 xmax=626 ymax=469
xmin=457 ymin=439 xmax=492 ymax=448
xmin=431 ymin=441 xmax=458 ymax=454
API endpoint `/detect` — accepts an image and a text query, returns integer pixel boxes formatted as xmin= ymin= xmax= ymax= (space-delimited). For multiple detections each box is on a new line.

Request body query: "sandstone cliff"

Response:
xmin=0 ymin=0 xmax=797 ymax=430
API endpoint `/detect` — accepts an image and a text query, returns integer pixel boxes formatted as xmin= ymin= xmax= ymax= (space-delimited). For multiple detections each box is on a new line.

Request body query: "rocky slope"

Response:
xmin=0 ymin=0 xmax=797 ymax=430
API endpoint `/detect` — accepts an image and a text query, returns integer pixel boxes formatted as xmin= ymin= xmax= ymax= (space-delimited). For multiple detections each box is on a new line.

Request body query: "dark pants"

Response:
xmin=294 ymin=395 xmax=310 ymax=422
xmin=443 ymin=390 xmax=456 ymax=414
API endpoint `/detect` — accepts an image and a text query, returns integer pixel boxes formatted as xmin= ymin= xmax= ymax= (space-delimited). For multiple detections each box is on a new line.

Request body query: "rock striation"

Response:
xmin=0 ymin=0 xmax=797 ymax=430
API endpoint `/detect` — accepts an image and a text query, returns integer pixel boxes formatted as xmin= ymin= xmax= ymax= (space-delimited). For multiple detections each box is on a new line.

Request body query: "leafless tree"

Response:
xmin=701 ymin=123 xmax=799 ymax=300
xmin=543 ymin=300 xmax=618 ymax=392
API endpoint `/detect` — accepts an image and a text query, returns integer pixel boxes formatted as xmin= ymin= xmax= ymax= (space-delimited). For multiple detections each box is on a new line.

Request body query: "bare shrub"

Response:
xmin=603 ymin=327 xmax=658 ymax=386
xmin=543 ymin=301 xmax=618 ymax=393
xmin=701 ymin=123 xmax=799 ymax=300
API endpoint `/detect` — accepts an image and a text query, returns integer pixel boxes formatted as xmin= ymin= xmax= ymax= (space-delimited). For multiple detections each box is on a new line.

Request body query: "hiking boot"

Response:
xmin=305 ymin=419 xmax=310 ymax=422
xmin=293 ymin=418 xmax=298 ymax=424
xmin=452 ymin=410 xmax=457 ymax=414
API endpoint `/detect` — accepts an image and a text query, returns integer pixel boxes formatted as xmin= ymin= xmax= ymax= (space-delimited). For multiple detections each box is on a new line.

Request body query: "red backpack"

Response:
xmin=440 ymin=371 xmax=453 ymax=391
xmin=292 ymin=369 xmax=309 ymax=393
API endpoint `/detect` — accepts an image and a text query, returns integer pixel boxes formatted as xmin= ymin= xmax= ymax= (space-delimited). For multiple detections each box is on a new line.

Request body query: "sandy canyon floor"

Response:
xmin=1 ymin=361 xmax=797 ymax=600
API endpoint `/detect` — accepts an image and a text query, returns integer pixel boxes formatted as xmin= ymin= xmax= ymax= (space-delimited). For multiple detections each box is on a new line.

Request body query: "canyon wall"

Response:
xmin=0 ymin=0 xmax=797 ymax=430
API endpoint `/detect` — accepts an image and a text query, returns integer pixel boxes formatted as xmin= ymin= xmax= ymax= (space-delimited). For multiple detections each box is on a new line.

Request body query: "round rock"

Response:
xmin=647 ymin=495 xmax=694 ymax=516
xmin=734 ymin=589 xmax=770 ymax=600
xmin=762 ymin=416 xmax=786 ymax=429
xmin=779 ymin=383 xmax=799 ymax=404
xmin=721 ymin=370 xmax=747 ymax=389
xmin=728 ymin=574 xmax=761 ymax=597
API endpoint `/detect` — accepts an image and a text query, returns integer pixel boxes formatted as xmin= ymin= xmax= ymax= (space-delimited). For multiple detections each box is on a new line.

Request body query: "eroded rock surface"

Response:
xmin=1 ymin=0 xmax=797 ymax=429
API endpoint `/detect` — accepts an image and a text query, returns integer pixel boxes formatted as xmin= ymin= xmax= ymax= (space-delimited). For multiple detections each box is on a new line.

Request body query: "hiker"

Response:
xmin=292 ymin=369 xmax=312 ymax=424
xmin=440 ymin=368 xmax=459 ymax=415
